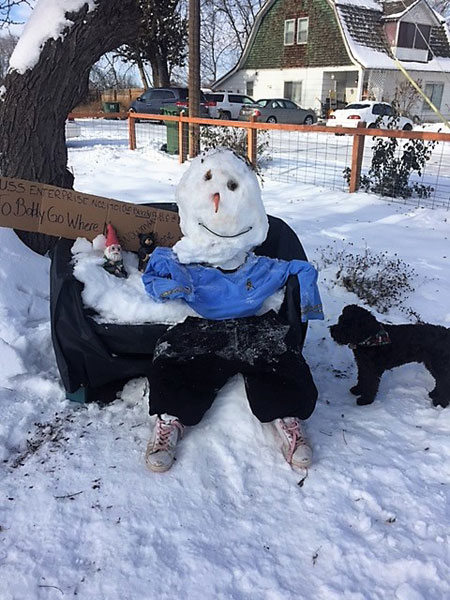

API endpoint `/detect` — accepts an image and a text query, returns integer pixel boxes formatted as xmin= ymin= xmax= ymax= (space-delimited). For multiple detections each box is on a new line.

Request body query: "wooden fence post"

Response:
xmin=128 ymin=113 xmax=136 ymax=150
xmin=247 ymin=116 xmax=257 ymax=168
xmin=349 ymin=121 xmax=366 ymax=193
xmin=179 ymin=111 xmax=188 ymax=164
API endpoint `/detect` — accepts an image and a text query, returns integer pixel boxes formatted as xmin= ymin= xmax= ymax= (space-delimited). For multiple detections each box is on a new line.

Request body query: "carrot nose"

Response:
xmin=213 ymin=192 xmax=220 ymax=213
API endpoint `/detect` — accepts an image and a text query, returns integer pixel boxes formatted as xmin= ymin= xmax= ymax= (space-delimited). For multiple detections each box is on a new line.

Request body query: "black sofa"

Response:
xmin=50 ymin=205 xmax=308 ymax=403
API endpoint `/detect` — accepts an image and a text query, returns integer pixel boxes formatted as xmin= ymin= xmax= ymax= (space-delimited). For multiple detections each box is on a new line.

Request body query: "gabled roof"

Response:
xmin=334 ymin=0 xmax=450 ymax=69
xmin=213 ymin=0 xmax=278 ymax=89
xmin=382 ymin=0 xmax=420 ymax=18
xmin=337 ymin=4 xmax=391 ymax=55
xmin=213 ymin=0 xmax=450 ymax=89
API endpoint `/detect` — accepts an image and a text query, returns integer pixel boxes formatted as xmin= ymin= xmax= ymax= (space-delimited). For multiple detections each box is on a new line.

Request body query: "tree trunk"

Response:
xmin=149 ymin=57 xmax=161 ymax=87
xmin=156 ymin=54 xmax=170 ymax=87
xmin=188 ymin=0 xmax=200 ymax=157
xmin=150 ymin=53 xmax=170 ymax=88
xmin=0 ymin=0 xmax=142 ymax=253
xmin=136 ymin=56 xmax=150 ymax=89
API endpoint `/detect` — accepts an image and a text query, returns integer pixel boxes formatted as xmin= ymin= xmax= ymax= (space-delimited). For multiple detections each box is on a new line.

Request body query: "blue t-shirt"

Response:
xmin=142 ymin=247 xmax=323 ymax=321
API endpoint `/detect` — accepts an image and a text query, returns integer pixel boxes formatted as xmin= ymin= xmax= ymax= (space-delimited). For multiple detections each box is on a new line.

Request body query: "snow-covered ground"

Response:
xmin=1 ymin=141 xmax=450 ymax=599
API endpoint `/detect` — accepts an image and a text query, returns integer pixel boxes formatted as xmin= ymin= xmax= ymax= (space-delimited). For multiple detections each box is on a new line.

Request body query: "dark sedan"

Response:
xmin=239 ymin=98 xmax=317 ymax=125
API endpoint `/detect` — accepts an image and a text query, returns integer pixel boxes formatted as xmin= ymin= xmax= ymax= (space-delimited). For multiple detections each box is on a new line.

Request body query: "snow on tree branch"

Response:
xmin=8 ymin=0 xmax=97 ymax=73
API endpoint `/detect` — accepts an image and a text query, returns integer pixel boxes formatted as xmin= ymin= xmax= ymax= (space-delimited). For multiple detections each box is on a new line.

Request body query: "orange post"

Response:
xmin=128 ymin=113 xmax=136 ymax=150
xmin=179 ymin=111 xmax=188 ymax=164
xmin=247 ymin=116 xmax=257 ymax=168
xmin=349 ymin=121 xmax=366 ymax=193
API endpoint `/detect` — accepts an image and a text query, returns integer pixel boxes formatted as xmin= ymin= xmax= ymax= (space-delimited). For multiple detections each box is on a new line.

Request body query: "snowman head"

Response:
xmin=173 ymin=148 xmax=269 ymax=269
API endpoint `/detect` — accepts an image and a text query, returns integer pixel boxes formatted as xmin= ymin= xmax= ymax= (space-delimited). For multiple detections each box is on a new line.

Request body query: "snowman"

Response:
xmin=142 ymin=148 xmax=323 ymax=472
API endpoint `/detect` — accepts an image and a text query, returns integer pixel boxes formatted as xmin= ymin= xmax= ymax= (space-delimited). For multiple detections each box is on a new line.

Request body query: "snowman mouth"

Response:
xmin=199 ymin=222 xmax=253 ymax=238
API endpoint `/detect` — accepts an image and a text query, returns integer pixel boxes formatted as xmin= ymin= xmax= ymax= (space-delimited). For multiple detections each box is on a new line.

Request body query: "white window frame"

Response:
xmin=423 ymin=82 xmax=444 ymax=111
xmin=297 ymin=17 xmax=309 ymax=45
xmin=284 ymin=81 xmax=303 ymax=105
xmin=284 ymin=19 xmax=295 ymax=46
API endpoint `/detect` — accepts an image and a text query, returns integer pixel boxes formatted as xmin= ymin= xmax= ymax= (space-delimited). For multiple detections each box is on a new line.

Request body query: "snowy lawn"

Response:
xmin=1 ymin=143 xmax=450 ymax=599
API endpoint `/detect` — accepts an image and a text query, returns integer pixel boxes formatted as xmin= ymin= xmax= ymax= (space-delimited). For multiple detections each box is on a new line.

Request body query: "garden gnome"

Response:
xmin=103 ymin=224 xmax=128 ymax=278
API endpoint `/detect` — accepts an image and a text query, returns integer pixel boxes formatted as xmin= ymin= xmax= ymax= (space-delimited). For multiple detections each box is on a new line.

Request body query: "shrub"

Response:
xmin=200 ymin=125 xmax=271 ymax=173
xmin=344 ymin=116 xmax=437 ymax=199
xmin=318 ymin=243 xmax=418 ymax=316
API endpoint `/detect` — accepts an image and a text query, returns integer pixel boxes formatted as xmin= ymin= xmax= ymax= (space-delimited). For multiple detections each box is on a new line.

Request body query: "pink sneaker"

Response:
xmin=146 ymin=415 xmax=184 ymax=472
xmin=274 ymin=417 xmax=312 ymax=468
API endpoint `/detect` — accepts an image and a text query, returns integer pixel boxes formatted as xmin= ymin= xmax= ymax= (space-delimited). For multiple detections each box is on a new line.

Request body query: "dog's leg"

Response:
xmin=350 ymin=384 xmax=362 ymax=396
xmin=429 ymin=383 xmax=450 ymax=408
xmin=425 ymin=360 xmax=450 ymax=408
xmin=432 ymin=396 xmax=450 ymax=408
xmin=354 ymin=355 xmax=383 ymax=406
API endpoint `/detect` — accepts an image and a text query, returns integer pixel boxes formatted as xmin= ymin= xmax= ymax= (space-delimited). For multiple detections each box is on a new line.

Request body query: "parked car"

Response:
xmin=204 ymin=91 xmax=256 ymax=119
xmin=239 ymin=98 xmax=317 ymax=125
xmin=129 ymin=87 xmax=209 ymax=119
xmin=65 ymin=120 xmax=81 ymax=139
xmin=326 ymin=101 xmax=413 ymax=130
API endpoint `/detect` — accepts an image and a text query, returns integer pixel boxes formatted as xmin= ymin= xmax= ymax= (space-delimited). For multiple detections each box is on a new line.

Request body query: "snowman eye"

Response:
xmin=227 ymin=180 xmax=238 ymax=191
xmin=204 ymin=170 xmax=212 ymax=181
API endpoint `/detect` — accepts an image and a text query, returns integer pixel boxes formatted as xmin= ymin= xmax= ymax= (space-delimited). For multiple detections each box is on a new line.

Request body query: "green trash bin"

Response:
xmin=162 ymin=105 xmax=181 ymax=154
xmin=102 ymin=101 xmax=120 ymax=113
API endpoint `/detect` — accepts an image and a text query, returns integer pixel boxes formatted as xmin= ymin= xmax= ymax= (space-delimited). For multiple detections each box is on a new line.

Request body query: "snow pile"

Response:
xmin=71 ymin=236 xmax=199 ymax=324
xmin=9 ymin=0 xmax=97 ymax=73
xmin=0 ymin=230 xmax=50 ymax=381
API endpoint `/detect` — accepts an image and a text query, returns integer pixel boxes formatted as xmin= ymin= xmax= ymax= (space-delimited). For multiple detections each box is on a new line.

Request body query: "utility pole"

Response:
xmin=188 ymin=0 xmax=200 ymax=157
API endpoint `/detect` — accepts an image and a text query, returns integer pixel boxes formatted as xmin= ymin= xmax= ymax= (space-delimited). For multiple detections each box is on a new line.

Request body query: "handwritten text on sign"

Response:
xmin=0 ymin=177 xmax=181 ymax=251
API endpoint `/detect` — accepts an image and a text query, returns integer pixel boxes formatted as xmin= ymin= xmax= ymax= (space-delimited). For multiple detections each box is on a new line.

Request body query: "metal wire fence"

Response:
xmin=359 ymin=134 xmax=450 ymax=209
xmin=68 ymin=113 xmax=450 ymax=210
xmin=261 ymin=128 xmax=353 ymax=191
xmin=66 ymin=114 xmax=129 ymax=146
xmin=134 ymin=119 xmax=168 ymax=152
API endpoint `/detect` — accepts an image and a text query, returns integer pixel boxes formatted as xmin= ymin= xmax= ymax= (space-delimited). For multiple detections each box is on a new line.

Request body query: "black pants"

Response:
xmin=148 ymin=311 xmax=318 ymax=426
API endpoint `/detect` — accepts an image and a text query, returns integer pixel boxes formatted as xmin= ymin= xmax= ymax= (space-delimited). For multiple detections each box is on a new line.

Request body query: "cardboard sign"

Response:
xmin=0 ymin=177 xmax=182 ymax=251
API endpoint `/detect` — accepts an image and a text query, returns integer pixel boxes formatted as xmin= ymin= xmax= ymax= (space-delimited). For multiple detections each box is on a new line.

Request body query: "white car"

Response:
xmin=204 ymin=91 xmax=256 ymax=120
xmin=326 ymin=101 xmax=413 ymax=130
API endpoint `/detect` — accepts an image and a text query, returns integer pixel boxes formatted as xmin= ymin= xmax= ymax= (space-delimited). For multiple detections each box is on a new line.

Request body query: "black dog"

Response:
xmin=330 ymin=304 xmax=450 ymax=407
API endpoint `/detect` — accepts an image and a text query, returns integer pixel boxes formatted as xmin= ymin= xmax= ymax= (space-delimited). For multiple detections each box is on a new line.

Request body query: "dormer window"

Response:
xmin=297 ymin=17 xmax=309 ymax=44
xmin=284 ymin=20 xmax=295 ymax=45
xmin=397 ymin=22 xmax=431 ymax=50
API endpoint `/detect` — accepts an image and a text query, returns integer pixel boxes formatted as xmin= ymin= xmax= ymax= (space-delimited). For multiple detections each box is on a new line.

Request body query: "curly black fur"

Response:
xmin=330 ymin=304 xmax=450 ymax=407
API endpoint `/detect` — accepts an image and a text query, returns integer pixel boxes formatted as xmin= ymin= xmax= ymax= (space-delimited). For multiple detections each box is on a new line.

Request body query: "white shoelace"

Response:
xmin=279 ymin=418 xmax=306 ymax=463
xmin=153 ymin=417 xmax=184 ymax=452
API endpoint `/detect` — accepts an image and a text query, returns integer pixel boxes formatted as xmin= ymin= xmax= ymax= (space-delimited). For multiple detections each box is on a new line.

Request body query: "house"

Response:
xmin=213 ymin=0 xmax=450 ymax=121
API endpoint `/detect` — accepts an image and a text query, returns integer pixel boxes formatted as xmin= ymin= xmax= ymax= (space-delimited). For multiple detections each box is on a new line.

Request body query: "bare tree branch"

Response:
xmin=0 ymin=0 xmax=31 ymax=26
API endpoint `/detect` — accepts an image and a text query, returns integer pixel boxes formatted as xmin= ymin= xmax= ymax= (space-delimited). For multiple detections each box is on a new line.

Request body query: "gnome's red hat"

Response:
xmin=106 ymin=223 xmax=120 ymax=247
